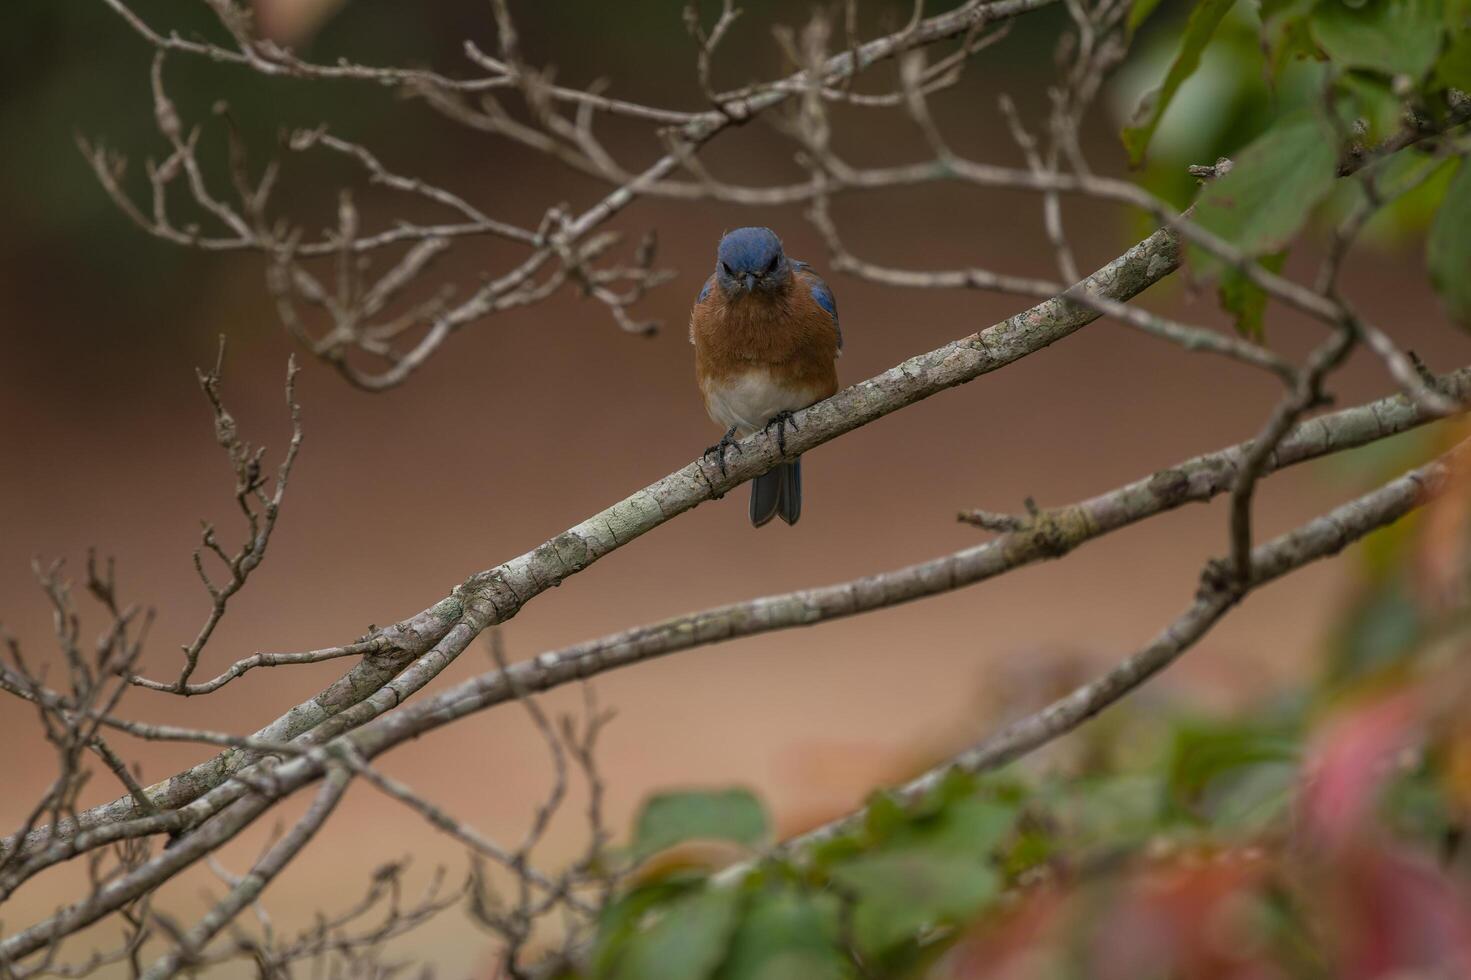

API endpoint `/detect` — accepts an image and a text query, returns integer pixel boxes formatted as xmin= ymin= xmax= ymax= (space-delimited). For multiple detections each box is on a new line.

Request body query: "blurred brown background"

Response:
xmin=1 ymin=0 xmax=1466 ymax=974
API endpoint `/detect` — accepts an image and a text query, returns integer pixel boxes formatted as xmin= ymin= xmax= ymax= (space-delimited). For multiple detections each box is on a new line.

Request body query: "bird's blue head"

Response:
xmin=715 ymin=227 xmax=791 ymax=297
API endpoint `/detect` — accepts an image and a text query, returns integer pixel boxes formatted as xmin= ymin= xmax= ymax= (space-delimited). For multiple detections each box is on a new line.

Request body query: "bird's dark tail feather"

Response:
xmin=749 ymin=457 xmax=802 ymax=527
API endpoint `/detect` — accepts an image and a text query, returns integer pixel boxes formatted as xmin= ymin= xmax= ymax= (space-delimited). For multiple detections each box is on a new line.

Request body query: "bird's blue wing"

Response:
xmin=794 ymin=262 xmax=841 ymax=353
xmin=691 ymin=275 xmax=715 ymax=344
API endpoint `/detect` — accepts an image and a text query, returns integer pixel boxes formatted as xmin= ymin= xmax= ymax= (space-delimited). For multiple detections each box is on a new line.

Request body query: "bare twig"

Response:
xmin=11 ymin=4 xmax=1471 ymax=974
xmin=133 ymin=340 xmax=304 ymax=691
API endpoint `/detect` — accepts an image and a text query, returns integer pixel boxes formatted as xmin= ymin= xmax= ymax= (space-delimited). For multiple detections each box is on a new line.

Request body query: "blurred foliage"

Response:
xmin=631 ymin=789 xmax=771 ymax=861
xmin=1429 ymin=157 xmax=1471 ymax=323
xmin=571 ymin=0 xmax=1471 ymax=955
xmin=1115 ymin=0 xmax=1471 ymax=335
xmin=1121 ymin=0 xmax=1240 ymax=164
xmin=579 ymin=419 xmax=1471 ymax=977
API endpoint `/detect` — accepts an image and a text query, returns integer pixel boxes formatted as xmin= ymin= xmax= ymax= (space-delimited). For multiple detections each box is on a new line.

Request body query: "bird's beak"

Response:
xmin=743 ymin=273 xmax=756 ymax=291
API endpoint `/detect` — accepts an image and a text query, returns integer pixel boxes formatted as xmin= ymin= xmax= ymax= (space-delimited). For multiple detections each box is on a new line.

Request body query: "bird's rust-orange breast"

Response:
xmin=691 ymin=278 xmax=839 ymax=399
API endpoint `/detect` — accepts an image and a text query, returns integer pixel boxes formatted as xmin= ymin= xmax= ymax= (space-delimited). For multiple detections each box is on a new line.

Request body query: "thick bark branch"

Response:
xmin=349 ymin=365 xmax=1471 ymax=735
xmin=8 ymin=363 xmax=1461 ymax=964
xmin=9 ymin=225 xmax=1180 ymax=861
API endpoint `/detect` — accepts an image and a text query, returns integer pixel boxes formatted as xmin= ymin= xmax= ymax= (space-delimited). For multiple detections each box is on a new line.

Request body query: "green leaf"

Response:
xmin=1310 ymin=0 xmax=1445 ymax=80
xmin=1128 ymin=0 xmax=1169 ymax=36
xmin=1260 ymin=0 xmax=1320 ymax=76
xmin=1121 ymin=0 xmax=1239 ymax=165
xmin=1428 ymin=157 xmax=1471 ymax=327
xmin=822 ymin=797 xmax=1015 ymax=959
xmin=591 ymin=881 xmax=705 ymax=978
xmin=805 ymin=831 xmax=865 ymax=869
xmin=633 ymin=789 xmax=768 ymax=861
xmin=1338 ymin=71 xmax=1403 ymax=143
xmin=1163 ymin=721 xmax=1299 ymax=827
xmin=828 ymin=850 xmax=1001 ymax=959
xmin=1217 ymin=250 xmax=1287 ymax=337
xmin=885 ymin=796 xmax=1017 ymax=860
xmin=862 ymin=791 xmax=908 ymax=843
xmin=715 ymin=890 xmax=850 ymax=980
xmin=1364 ymin=154 xmax=1461 ymax=240
xmin=605 ymin=886 xmax=743 ymax=980
xmin=1001 ymin=827 xmax=1057 ymax=879
xmin=1189 ymin=112 xmax=1339 ymax=280
xmin=1435 ymin=29 xmax=1471 ymax=91
xmin=1209 ymin=762 xmax=1297 ymax=829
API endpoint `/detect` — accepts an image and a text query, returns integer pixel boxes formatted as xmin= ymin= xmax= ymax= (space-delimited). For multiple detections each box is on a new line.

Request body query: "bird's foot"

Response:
xmin=764 ymin=410 xmax=800 ymax=456
xmin=702 ymin=426 xmax=742 ymax=477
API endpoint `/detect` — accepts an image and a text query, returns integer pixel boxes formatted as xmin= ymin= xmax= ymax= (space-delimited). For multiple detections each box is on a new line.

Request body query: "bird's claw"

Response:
xmin=702 ymin=426 xmax=742 ymax=477
xmin=764 ymin=410 xmax=799 ymax=456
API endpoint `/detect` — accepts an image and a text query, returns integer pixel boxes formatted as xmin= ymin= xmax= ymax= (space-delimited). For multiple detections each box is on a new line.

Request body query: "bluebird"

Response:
xmin=691 ymin=227 xmax=841 ymax=527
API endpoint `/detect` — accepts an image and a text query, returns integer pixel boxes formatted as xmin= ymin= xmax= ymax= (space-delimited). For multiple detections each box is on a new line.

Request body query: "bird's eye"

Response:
xmin=721 ymin=262 xmax=734 ymax=277
xmin=765 ymin=254 xmax=781 ymax=272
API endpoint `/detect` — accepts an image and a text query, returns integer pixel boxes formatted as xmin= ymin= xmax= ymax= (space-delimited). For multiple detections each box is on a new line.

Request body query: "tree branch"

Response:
xmin=3 ymin=222 xmax=1180 ymax=868
xmin=779 ymin=436 xmax=1468 ymax=850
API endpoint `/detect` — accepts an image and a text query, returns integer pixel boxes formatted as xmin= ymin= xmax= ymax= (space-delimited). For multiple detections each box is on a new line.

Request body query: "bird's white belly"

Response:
xmin=705 ymin=369 xmax=816 ymax=436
